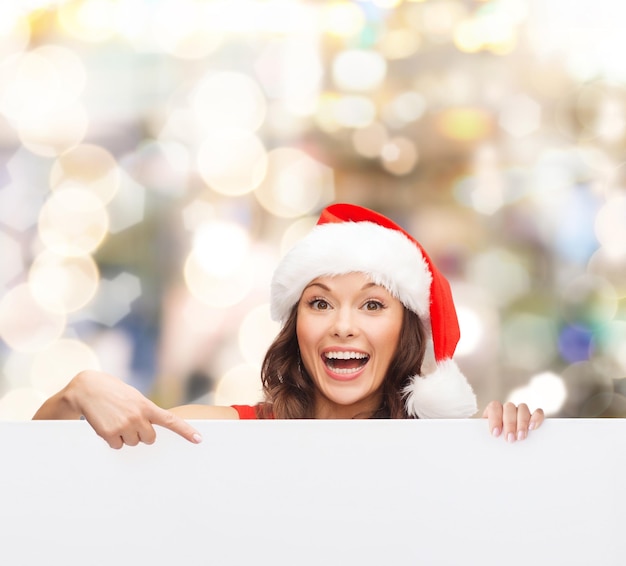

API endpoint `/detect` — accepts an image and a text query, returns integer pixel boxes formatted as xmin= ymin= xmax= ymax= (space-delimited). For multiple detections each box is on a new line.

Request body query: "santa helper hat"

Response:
xmin=270 ymin=203 xmax=477 ymax=419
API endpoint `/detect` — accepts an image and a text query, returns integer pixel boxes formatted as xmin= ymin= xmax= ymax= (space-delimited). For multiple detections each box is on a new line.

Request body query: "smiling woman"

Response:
xmin=33 ymin=203 xmax=544 ymax=446
xmin=259 ymin=203 xmax=477 ymax=421
xmin=270 ymin=273 xmax=407 ymax=419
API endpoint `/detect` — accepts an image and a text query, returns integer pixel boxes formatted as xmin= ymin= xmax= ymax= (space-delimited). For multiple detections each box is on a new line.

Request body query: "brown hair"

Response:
xmin=257 ymin=303 xmax=427 ymax=419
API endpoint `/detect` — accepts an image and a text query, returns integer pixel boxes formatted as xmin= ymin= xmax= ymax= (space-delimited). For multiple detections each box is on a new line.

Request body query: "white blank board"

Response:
xmin=1 ymin=419 xmax=624 ymax=566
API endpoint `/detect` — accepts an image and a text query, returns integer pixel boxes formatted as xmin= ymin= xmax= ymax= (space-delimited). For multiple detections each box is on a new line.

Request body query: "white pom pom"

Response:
xmin=404 ymin=359 xmax=477 ymax=419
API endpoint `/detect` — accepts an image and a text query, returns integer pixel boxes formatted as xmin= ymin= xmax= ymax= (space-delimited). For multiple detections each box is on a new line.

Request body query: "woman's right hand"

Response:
xmin=33 ymin=371 xmax=203 ymax=449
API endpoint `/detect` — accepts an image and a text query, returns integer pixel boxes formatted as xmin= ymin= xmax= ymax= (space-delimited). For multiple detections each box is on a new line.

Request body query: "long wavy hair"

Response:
xmin=257 ymin=303 xmax=427 ymax=419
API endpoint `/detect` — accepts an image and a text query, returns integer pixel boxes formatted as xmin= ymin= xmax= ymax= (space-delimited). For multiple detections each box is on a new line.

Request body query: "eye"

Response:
xmin=309 ymin=298 xmax=330 ymax=310
xmin=363 ymin=300 xmax=384 ymax=311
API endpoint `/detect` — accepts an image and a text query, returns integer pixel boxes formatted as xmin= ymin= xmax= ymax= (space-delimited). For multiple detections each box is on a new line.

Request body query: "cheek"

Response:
xmin=295 ymin=313 xmax=305 ymax=345
xmin=295 ymin=313 xmax=316 ymax=353
xmin=296 ymin=312 xmax=327 ymax=369
xmin=376 ymin=323 xmax=402 ymax=365
xmin=295 ymin=322 xmax=316 ymax=376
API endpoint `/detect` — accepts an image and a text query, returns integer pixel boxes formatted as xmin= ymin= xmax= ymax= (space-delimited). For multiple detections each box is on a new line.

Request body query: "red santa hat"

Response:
xmin=270 ymin=202 xmax=477 ymax=419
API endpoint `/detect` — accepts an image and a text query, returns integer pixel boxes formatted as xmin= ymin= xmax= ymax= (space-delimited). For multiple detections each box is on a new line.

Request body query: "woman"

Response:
xmin=33 ymin=203 xmax=544 ymax=447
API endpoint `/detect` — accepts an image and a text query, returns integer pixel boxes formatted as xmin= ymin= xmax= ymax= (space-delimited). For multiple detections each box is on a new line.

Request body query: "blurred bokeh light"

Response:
xmin=0 ymin=0 xmax=625 ymax=421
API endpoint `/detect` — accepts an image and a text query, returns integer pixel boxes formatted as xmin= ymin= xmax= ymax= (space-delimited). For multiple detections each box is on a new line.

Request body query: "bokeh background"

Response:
xmin=1 ymin=0 xmax=625 ymax=420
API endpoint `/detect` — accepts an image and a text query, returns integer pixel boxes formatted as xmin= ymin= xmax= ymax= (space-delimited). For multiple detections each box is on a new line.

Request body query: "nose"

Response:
xmin=330 ymin=306 xmax=357 ymax=338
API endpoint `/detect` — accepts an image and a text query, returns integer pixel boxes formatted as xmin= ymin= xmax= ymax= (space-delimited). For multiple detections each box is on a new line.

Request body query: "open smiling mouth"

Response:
xmin=323 ymin=351 xmax=370 ymax=375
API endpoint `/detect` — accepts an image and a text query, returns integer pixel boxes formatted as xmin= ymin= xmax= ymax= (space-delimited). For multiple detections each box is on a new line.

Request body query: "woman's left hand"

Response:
xmin=482 ymin=401 xmax=544 ymax=442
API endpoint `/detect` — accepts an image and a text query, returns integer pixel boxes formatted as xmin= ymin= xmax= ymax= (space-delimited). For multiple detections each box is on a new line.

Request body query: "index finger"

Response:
xmin=482 ymin=401 xmax=503 ymax=438
xmin=149 ymin=406 xmax=203 ymax=444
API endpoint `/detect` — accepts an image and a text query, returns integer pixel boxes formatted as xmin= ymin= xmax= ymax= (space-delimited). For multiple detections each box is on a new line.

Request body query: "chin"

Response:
xmin=322 ymin=384 xmax=378 ymax=410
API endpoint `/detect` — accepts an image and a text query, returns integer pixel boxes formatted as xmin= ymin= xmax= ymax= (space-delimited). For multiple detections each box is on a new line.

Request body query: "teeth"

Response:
xmin=332 ymin=367 xmax=362 ymax=375
xmin=324 ymin=351 xmax=368 ymax=360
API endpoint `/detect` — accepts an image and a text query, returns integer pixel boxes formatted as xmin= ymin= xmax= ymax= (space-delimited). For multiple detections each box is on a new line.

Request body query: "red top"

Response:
xmin=231 ymin=404 xmax=274 ymax=419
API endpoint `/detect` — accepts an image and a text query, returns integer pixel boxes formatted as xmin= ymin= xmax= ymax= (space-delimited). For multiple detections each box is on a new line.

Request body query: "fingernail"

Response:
xmin=192 ymin=433 xmax=203 ymax=444
xmin=492 ymin=427 xmax=501 ymax=438
xmin=528 ymin=422 xmax=535 ymax=431
xmin=507 ymin=432 xmax=516 ymax=443
xmin=517 ymin=430 xmax=526 ymax=441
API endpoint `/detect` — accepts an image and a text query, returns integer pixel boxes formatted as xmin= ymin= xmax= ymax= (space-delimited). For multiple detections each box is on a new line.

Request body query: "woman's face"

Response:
xmin=296 ymin=272 xmax=404 ymax=419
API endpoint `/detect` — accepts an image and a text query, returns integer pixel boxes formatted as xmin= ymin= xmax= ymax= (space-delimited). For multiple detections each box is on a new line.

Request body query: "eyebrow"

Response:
xmin=303 ymin=281 xmax=380 ymax=292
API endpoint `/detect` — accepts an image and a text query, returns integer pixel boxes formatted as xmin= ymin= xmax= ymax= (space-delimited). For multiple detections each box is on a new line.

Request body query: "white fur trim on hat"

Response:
xmin=271 ymin=221 xmax=432 ymax=322
xmin=403 ymin=359 xmax=478 ymax=419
